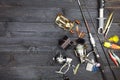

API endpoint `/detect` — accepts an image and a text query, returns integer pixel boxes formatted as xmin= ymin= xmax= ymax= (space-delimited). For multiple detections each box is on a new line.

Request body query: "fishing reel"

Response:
xmin=53 ymin=53 xmax=72 ymax=74
xmin=75 ymin=38 xmax=86 ymax=63
xmin=55 ymin=13 xmax=74 ymax=31
xmin=55 ymin=13 xmax=81 ymax=34
xmin=58 ymin=35 xmax=73 ymax=50
xmin=74 ymin=38 xmax=100 ymax=71
xmin=53 ymin=53 xmax=67 ymax=64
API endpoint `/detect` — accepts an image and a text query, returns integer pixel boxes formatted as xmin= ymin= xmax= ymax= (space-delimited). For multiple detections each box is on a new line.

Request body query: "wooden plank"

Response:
xmin=112 ymin=68 xmax=120 ymax=79
xmin=0 ymin=7 xmax=62 ymax=22
xmin=0 ymin=7 xmax=98 ymax=22
xmin=104 ymin=66 xmax=117 ymax=80
xmin=104 ymin=0 xmax=120 ymax=9
xmin=106 ymin=2 xmax=120 ymax=8
xmin=105 ymin=0 xmax=120 ymax=2
xmin=0 ymin=0 xmax=97 ymax=8
xmin=0 ymin=66 xmax=102 ymax=80
xmin=64 ymin=8 xmax=98 ymax=23
xmin=13 ymin=54 xmax=55 ymax=66
xmin=0 ymin=22 xmax=6 ymax=36
xmin=4 ymin=22 xmax=96 ymax=37
xmin=0 ymin=1 xmax=119 ymax=23
xmin=0 ymin=0 xmax=119 ymax=80
xmin=0 ymin=66 xmax=62 ymax=80
xmin=0 ymin=7 xmax=119 ymax=23
xmin=0 ymin=53 xmax=11 ymax=66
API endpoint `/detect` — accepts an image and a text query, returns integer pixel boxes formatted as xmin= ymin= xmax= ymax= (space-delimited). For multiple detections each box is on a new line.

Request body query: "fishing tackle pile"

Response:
xmin=51 ymin=0 xmax=119 ymax=80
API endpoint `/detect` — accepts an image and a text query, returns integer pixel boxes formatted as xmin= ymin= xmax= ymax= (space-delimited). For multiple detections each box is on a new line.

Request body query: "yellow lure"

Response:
xmin=108 ymin=35 xmax=119 ymax=43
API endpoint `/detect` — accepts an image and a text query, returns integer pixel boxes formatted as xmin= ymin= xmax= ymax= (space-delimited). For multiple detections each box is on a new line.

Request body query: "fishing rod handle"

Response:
xmin=89 ymin=33 xmax=96 ymax=47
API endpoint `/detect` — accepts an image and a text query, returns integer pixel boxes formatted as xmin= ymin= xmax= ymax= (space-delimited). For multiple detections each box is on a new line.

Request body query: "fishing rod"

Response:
xmin=81 ymin=0 xmax=117 ymax=80
xmin=77 ymin=0 xmax=99 ymax=58
xmin=77 ymin=0 xmax=107 ymax=80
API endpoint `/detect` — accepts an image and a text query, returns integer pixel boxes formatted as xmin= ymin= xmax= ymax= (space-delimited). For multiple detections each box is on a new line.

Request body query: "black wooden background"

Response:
xmin=0 ymin=0 xmax=120 ymax=80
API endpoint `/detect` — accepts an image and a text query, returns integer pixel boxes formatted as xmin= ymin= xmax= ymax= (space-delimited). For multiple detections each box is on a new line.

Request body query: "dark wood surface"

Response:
xmin=0 ymin=0 xmax=120 ymax=80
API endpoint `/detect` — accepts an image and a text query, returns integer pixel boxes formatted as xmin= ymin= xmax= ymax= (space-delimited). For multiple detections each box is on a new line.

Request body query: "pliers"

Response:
xmin=108 ymin=50 xmax=120 ymax=67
